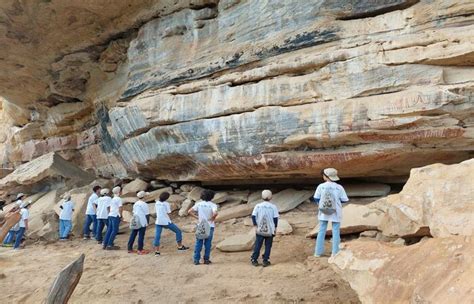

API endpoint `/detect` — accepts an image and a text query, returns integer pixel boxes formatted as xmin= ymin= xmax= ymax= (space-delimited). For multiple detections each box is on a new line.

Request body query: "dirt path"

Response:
xmin=0 ymin=214 xmax=360 ymax=304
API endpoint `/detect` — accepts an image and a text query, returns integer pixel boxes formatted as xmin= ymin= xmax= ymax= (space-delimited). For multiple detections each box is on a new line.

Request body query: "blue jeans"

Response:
xmin=315 ymin=220 xmax=341 ymax=256
xmin=83 ymin=214 xmax=97 ymax=237
xmin=14 ymin=227 xmax=25 ymax=249
xmin=128 ymin=227 xmax=147 ymax=251
xmin=103 ymin=216 xmax=120 ymax=248
xmin=59 ymin=220 xmax=72 ymax=239
xmin=3 ymin=230 xmax=15 ymax=244
xmin=193 ymin=227 xmax=214 ymax=262
xmin=96 ymin=218 xmax=108 ymax=242
xmin=251 ymin=234 xmax=274 ymax=262
xmin=153 ymin=223 xmax=182 ymax=247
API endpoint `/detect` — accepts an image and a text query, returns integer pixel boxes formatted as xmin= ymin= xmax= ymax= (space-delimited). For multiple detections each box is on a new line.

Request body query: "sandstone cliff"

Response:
xmin=0 ymin=0 xmax=473 ymax=182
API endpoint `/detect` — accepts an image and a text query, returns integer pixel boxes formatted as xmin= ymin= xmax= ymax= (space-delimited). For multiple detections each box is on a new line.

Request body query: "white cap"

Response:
xmin=137 ymin=191 xmax=148 ymax=199
xmin=63 ymin=194 xmax=71 ymax=201
xmin=21 ymin=200 xmax=32 ymax=208
xmin=262 ymin=190 xmax=272 ymax=200
xmin=100 ymin=188 xmax=110 ymax=196
xmin=112 ymin=186 xmax=121 ymax=195
xmin=16 ymin=193 xmax=25 ymax=199
xmin=323 ymin=168 xmax=340 ymax=181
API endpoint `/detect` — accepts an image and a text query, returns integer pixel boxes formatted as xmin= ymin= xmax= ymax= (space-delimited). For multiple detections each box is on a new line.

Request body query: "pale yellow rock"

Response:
xmin=122 ymin=178 xmax=148 ymax=196
xmin=276 ymin=219 xmax=293 ymax=235
xmin=379 ymin=159 xmax=474 ymax=238
xmin=307 ymin=203 xmax=386 ymax=238
xmin=329 ymin=237 xmax=474 ymax=304
xmin=216 ymin=230 xmax=256 ymax=252
xmin=178 ymin=199 xmax=194 ymax=217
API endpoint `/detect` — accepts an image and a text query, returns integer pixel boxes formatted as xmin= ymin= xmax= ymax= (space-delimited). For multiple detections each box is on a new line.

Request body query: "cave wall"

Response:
xmin=0 ymin=0 xmax=473 ymax=181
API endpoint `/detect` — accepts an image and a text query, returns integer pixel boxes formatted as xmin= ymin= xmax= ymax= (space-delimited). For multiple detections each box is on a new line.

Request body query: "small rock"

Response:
xmin=376 ymin=232 xmax=398 ymax=242
xmin=213 ymin=192 xmax=228 ymax=204
xmin=122 ymin=178 xmax=148 ymax=196
xmin=150 ymin=180 xmax=167 ymax=189
xmin=277 ymin=219 xmax=293 ymax=235
xmin=187 ymin=186 xmax=206 ymax=201
xmin=393 ymin=238 xmax=406 ymax=246
xmin=169 ymin=183 xmax=178 ymax=189
xmin=360 ymin=230 xmax=378 ymax=238
xmin=180 ymin=184 xmax=196 ymax=192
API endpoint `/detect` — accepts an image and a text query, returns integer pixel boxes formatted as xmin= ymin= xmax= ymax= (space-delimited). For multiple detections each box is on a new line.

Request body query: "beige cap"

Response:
xmin=112 ymin=186 xmax=121 ymax=195
xmin=100 ymin=188 xmax=110 ymax=196
xmin=262 ymin=190 xmax=272 ymax=200
xmin=323 ymin=168 xmax=340 ymax=181
xmin=137 ymin=191 xmax=149 ymax=199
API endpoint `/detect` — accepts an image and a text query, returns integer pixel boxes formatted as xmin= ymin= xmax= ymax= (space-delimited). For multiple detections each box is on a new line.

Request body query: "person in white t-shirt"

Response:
xmin=153 ymin=192 xmax=189 ymax=256
xmin=313 ymin=168 xmax=349 ymax=257
xmin=14 ymin=193 xmax=25 ymax=207
xmin=13 ymin=201 xmax=31 ymax=249
xmin=83 ymin=185 xmax=101 ymax=240
xmin=103 ymin=186 xmax=123 ymax=250
xmin=188 ymin=190 xmax=218 ymax=265
xmin=250 ymin=190 xmax=279 ymax=267
xmin=95 ymin=188 xmax=112 ymax=244
xmin=127 ymin=191 xmax=150 ymax=255
xmin=59 ymin=195 xmax=75 ymax=241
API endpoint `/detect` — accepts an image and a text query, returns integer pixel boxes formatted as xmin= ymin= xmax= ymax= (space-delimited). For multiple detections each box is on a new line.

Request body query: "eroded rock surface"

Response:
xmin=0 ymin=1 xmax=472 ymax=182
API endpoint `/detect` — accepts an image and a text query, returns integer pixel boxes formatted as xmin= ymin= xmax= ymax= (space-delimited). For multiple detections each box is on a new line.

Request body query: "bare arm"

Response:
xmin=188 ymin=209 xmax=198 ymax=220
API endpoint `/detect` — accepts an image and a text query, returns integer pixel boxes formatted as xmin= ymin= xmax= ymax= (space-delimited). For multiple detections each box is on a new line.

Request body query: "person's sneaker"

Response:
xmin=137 ymin=250 xmax=149 ymax=255
xmin=128 ymin=250 xmax=137 ymax=254
xmin=193 ymin=260 xmax=200 ymax=265
xmin=262 ymin=260 xmax=271 ymax=267
xmin=177 ymin=245 xmax=189 ymax=251
xmin=97 ymin=241 xmax=102 ymax=245
xmin=83 ymin=236 xmax=90 ymax=240
xmin=251 ymin=259 xmax=259 ymax=267
xmin=314 ymin=254 xmax=322 ymax=258
xmin=105 ymin=246 xmax=121 ymax=250
xmin=204 ymin=260 xmax=212 ymax=265
xmin=154 ymin=251 xmax=161 ymax=256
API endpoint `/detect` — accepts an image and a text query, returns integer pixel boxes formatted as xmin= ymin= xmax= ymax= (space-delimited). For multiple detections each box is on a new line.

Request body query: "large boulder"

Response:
xmin=0 ymin=152 xmax=94 ymax=196
xmin=277 ymin=219 xmax=293 ymax=235
xmin=329 ymin=237 xmax=474 ymax=304
xmin=307 ymin=203 xmax=386 ymax=238
xmin=216 ymin=230 xmax=256 ymax=252
xmin=344 ymin=183 xmax=391 ymax=197
xmin=178 ymin=199 xmax=194 ymax=217
xmin=379 ymin=159 xmax=474 ymax=238
xmin=216 ymin=203 xmax=257 ymax=223
xmin=28 ymin=190 xmax=62 ymax=241
xmin=122 ymin=178 xmax=148 ymax=197
xmin=272 ymin=189 xmax=313 ymax=213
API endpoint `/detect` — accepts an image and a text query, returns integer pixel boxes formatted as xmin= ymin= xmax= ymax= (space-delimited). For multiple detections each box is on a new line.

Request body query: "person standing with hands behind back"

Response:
xmin=59 ymin=195 xmax=75 ymax=241
xmin=313 ymin=168 xmax=349 ymax=257
xmin=250 ymin=190 xmax=279 ymax=267
xmin=188 ymin=190 xmax=218 ymax=265
xmin=128 ymin=191 xmax=150 ymax=255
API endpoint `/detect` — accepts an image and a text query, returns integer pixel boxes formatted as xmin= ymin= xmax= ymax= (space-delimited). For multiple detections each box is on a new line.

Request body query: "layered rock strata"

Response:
xmin=0 ymin=0 xmax=473 ymax=182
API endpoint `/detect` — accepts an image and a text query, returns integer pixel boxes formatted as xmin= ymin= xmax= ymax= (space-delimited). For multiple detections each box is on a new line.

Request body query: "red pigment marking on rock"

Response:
xmin=358 ymin=128 xmax=464 ymax=142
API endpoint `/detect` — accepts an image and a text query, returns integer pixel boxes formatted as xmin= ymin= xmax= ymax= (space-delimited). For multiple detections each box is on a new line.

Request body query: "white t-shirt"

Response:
xmin=314 ymin=181 xmax=349 ymax=222
xmin=17 ymin=208 xmax=29 ymax=228
xmin=133 ymin=200 xmax=150 ymax=227
xmin=109 ymin=196 xmax=123 ymax=217
xmin=85 ymin=193 xmax=98 ymax=215
xmin=155 ymin=201 xmax=172 ymax=226
xmin=15 ymin=199 xmax=23 ymax=207
xmin=192 ymin=201 xmax=218 ymax=228
xmin=252 ymin=201 xmax=279 ymax=235
xmin=96 ymin=196 xmax=112 ymax=219
xmin=59 ymin=200 xmax=75 ymax=221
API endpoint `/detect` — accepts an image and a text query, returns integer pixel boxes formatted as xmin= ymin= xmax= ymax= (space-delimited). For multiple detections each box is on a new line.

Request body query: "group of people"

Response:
xmin=2 ymin=167 xmax=349 ymax=266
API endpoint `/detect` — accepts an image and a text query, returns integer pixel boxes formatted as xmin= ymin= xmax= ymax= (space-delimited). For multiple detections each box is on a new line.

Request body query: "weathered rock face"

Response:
xmin=379 ymin=159 xmax=474 ymax=238
xmin=0 ymin=1 xmax=473 ymax=182
xmin=329 ymin=237 xmax=474 ymax=304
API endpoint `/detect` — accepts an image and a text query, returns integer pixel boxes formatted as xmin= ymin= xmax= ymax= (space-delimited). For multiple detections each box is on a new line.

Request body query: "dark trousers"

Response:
xmin=103 ymin=216 xmax=120 ymax=248
xmin=128 ymin=227 xmax=147 ymax=251
xmin=251 ymin=234 xmax=274 ymax=262
xmin=95 ymin=218 xmax=108 ymax=242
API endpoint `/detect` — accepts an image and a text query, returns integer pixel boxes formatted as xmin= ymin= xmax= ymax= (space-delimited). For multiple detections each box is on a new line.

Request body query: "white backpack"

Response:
xmin=256 ymin=215 xmax=273 ymax=237
xmin=129 ymin=214 xmax=141 ymax=230
xmin=319 ymin=190 xmax=337 ymax=215
xmin=195 ymin=219 xmax=211 ymax=240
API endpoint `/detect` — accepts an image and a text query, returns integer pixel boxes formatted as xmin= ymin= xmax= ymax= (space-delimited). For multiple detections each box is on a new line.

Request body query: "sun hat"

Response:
xmin=137 ymin=191 xmax=149 ymax=199
xmin=16 ymin=193 xmax=25 ymax=199
xmin=323 ymin=168 xmax=340 ymax=181
xmin=100 ymin=188 xmax=110 ymax=196
xmin=262 ymin=190 xmax=272 ymax=200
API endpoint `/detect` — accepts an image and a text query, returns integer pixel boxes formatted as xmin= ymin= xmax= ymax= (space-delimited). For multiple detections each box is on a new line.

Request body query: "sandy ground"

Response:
xmin=0 ymin=207 xmax=360 ymax=304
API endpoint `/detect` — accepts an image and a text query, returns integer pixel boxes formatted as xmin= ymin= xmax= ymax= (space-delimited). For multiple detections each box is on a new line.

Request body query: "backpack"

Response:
xmin=129 ymin=214 xmax=141 ymax=230
xmin=319 ymin=190 xmax=337 ymax=215
xmin=256 ymin=215 xmax=273 ymax=237
xmin=195 ymin=218 xmax=211 ymax=240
